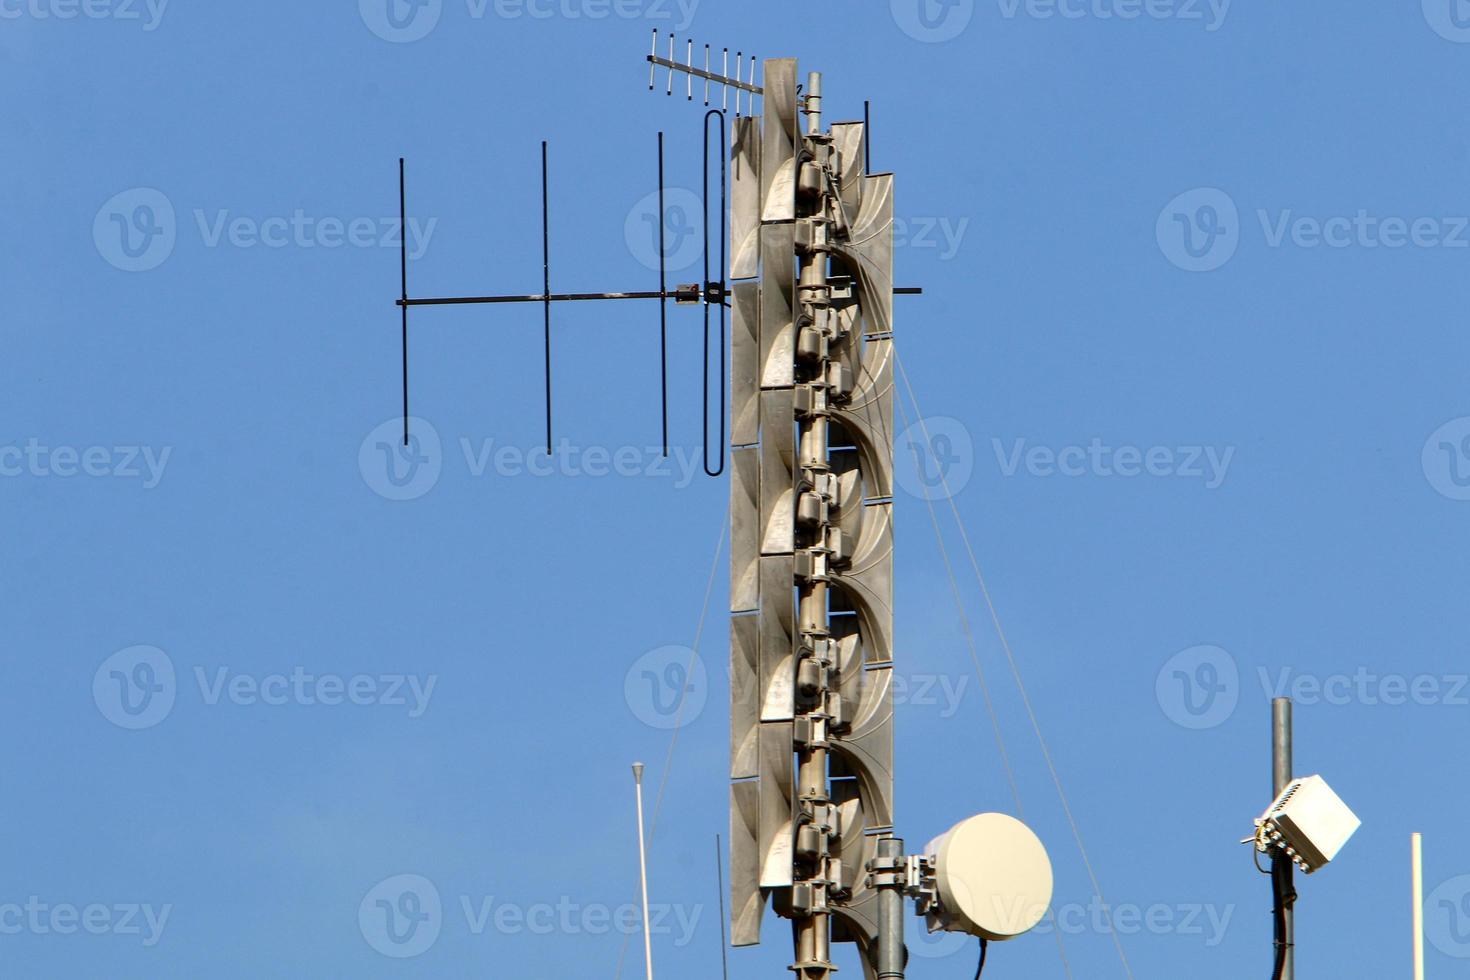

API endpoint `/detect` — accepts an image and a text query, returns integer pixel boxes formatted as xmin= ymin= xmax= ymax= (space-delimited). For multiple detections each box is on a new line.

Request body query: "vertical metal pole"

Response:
xmin=399 ymin=158 xmax=409 ymax=447
xmin=876 ymin=837 xmax=906 ymax=980
xmin=1272 ymin=698 xmax=1294 ymax=980
xmin=632 ymin=762 xmax=655 ymax=980
xmin=792 ymin=67 xmax=834 ymax=980
xmin=1412 ymin=833 xmax=1425 ymax=980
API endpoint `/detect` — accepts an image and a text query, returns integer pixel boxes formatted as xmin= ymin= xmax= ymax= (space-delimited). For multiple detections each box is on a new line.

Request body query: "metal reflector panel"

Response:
xmin=730 ymin=445 xmax=759 ymax=612
xmin=730 ymin=115 xmax=762 ymax=281
xmin=759 ymin=388 xmax=796 ymax=556
xmin=829 ymin=663 xmax=895 ymax=830
xmin=758 ymin=223 xmax=797 ymax=390
xmin=757 ymin=720 xmax=794 ymax=888
xmin=829 ymin=121 xmax=867 ymax=227
xmin=730 ymin=779 xmax=764 ymax=946
xmin=759 ymin=59 xmax=797 ymax=224
xmin=830 ymin=501 xmax=893 ymax=666
xmin=730 ymin=281 xmax=761 ymax=447
xmin=833 ymin=173 xmax=894 ymax=337
xmin=830 ymin=336 xmax=894 ymax=501
xmin=758 ymin=555 xmax=795 ymax=722
xmin=731 ymin=614 xmax=759 ymax=779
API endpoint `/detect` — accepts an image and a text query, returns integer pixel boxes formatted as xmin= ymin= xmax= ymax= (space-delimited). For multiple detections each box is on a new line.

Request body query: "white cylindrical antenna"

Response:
xmin=648 ymin=28 xmax=657 ymax=90
xmin=632 ymin=762 xmax=655 ymax=980
xmin=734 ymin=52 xmax=743 ymax=118
xmin=722 ymin=48 xmax=729 ymax=112
xmin=686 ymin=39 xmax=693 ymax=100
xmin=704 ymin=44 xmax=710 ymax=106
xmin=1412 ymin=833 xmax=1425 ymax=980
xmin=749 ymin=56 xmax=756 ymax=112
xmin=806 ymin=71 xmax=823 ymax=135
xmin=666 ymin=33 xmax=674 ymax=95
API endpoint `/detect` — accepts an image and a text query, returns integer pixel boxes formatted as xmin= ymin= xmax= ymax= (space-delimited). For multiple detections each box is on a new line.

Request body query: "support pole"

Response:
xmin=875 ymin=837 xmax=906 ymax=980
xmin=632 ymin=762 xmax=654 ymax=980
xmin=1412 ymin=833 xmax=1425 ymax=980
xmin=1272 ymin=698 xmax=1294 ymax=980
xmin=792 ymin=67 xmax=836 ymax=980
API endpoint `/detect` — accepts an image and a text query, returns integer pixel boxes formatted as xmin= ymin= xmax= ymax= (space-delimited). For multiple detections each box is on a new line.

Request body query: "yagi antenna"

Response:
xmin=390 ymin=37 xmax=921 ymax=474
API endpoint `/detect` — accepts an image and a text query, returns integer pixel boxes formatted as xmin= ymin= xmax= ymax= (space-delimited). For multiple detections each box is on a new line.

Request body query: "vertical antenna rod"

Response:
xmin=864 ymin=100 xmax=872 ymax=174
xmin=715 ymin=834 xmax=730 ymax=980
xmin=1412 ymin=833 xmax=1425 ymax=980
xmin=1272 ymin=698 xmax=1295 ymax=980
xmin=399 ymin=157 xmax=409 ymax=446
xmin=632 ymin=762 xmax=655 ymax=980
xmin=541 ymin=141 xmax=553 ymax=456
xmin=657 ymin=131 xmax=669 ymax=457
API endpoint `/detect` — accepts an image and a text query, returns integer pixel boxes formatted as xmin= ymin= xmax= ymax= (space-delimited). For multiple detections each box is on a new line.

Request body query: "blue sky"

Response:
xmin=5 ymin=1 xmax=1470 ymax=977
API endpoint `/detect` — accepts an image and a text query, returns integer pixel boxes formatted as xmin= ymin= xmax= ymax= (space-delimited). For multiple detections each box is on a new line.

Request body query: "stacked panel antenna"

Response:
xmin=727 ymin=58 xmax=897 ymax=980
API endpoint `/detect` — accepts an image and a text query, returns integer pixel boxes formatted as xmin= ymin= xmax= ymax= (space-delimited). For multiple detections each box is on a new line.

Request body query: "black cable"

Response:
xmin=974 ymin=937 xmax=988 ymax=979
xmin=1269 ymin=850 xmax=1296 ymax=980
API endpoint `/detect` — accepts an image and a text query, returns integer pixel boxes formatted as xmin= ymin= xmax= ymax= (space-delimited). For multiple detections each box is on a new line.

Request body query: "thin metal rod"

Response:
xmin=648 ymin=28 xmax=657 ymax=90
xmin=541 ymin=141 xmax=552 ymax=456
xmin=398 ymin=287 xmax=922 ymax=307
xmin=647 ymin=54 xmax=764 ymax=96
xmin=686 ymin=38 xmax=693 ymax=100
xmin=633 ymin=763 xmax=655 ymax=980
xmin=1412 ymin=833 xmax=1425 ymax=980
xmin=715 ymin=834 xmax=729 ymax=980
xmin=1272 ymin=698 xmax=1295 ymax=980
xmin=658 ymin=131 xmax=669 ymax=458
xmin=864 ymin=100 xmax=872 ymax=174
xmin=399 ymin=157 xmax=409 ymax=446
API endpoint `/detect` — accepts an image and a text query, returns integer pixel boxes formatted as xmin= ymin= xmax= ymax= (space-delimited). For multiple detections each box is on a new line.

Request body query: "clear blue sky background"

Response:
xmin=5 ymin=1 xmax=1470 ymax=977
